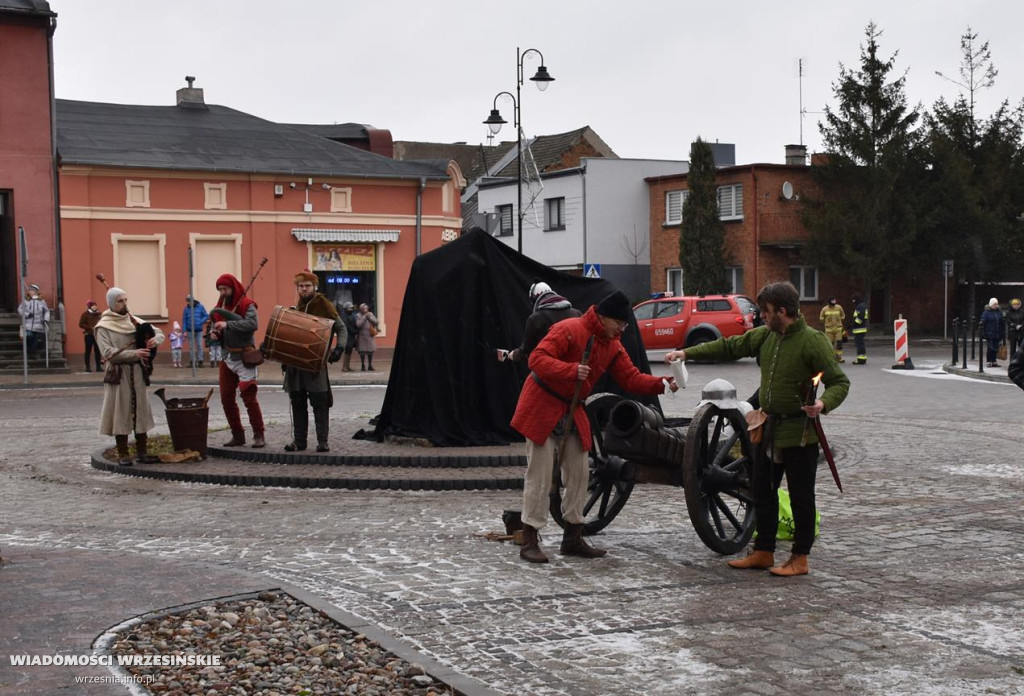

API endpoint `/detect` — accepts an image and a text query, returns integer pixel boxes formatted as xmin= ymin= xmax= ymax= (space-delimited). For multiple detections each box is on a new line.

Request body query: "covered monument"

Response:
xmin=371 ymin=230 xmax=660 ymax=446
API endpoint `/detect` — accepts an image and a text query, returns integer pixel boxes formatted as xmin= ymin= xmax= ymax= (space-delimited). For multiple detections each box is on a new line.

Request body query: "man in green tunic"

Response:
xmin=666 ymin=281 xmax=849 ymax=576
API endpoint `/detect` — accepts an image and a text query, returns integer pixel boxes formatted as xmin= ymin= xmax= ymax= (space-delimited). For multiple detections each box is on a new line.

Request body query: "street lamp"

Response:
xmin=482 ymin=47 xmax=554 ymax=255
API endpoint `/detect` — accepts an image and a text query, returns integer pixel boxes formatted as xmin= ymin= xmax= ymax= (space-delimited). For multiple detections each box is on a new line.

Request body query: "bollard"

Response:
xmin=951 ymin=318 xmax=959 ymax=365
xmin=892 ymin=316 xmax=914 ymax=369
xmin=970 ymin=322 xmax=977 ymax=361
xmin=978 ymin=322 xmax=985 ymax=374
xmin=961 ymin=319 xmax=968 ymax=369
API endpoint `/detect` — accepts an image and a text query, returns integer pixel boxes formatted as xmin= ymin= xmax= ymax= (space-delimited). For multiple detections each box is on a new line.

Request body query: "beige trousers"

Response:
xmin=522 ymin=433 xmax=588 ymax=530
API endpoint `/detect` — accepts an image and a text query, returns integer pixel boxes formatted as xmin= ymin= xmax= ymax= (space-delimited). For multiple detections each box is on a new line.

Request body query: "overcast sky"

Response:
xmin=47 ymin=1 xmax=1024 ymax=166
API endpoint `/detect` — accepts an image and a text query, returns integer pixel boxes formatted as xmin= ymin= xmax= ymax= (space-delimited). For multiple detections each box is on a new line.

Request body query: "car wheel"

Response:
xmin=686 ymin=330 xmax=716 ymax=348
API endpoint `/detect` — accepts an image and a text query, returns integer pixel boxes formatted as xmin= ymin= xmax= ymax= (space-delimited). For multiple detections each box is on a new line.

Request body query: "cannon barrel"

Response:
xmin=603 ymin=400 xmax=687 ymax=481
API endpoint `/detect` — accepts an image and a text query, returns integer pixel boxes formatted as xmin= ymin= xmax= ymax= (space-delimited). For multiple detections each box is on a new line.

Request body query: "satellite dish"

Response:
xmin=782 ymin=181 xmax=794 ymax=200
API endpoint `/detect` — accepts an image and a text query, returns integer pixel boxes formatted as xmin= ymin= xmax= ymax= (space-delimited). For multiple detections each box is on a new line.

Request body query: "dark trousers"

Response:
xmin=84 ymin=334 xmax=102 ymax=370
xmin=289 ymin=390 xmax=330 ymax=445
xmin=853 ymin=332 xmax=866 ymax=358
xmin=1010 ymin=331 xmax=1022 ymax=357
xmin=752 ymin=443 xmax=820 ymax=556
xmin=26 ymin=330 xmax=44 ymax=357
xmin=986 ymin=337 xmax=999 ymax=363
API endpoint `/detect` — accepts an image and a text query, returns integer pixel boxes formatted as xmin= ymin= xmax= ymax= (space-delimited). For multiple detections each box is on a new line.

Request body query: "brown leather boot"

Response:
xmin=727 ymin=549 xmax=775 ymax=569
xmin=114 ymin=435 xmax=132 ymax=466
xmin=250 ymin=435 xmax=266 ymax=449
xmin=135 ymin=433 xmax=148 ymax=463
xmin=519 ymin=524 xmax=549 ymax=564
xmin=223 ymin=431 xmax=246 ymax=447
xmin=560 ymin=524 xmax=607 ymax=558
xmin=769 ymin=553 xmax=809 ymax=577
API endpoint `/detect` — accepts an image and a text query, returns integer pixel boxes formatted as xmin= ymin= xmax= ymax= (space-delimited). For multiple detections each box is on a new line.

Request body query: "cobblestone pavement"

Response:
xmin=2 ymin=344 xmax=1024 ymax=695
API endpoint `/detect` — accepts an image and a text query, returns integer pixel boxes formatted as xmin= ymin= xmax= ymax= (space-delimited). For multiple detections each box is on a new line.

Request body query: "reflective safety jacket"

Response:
xmin=851 ymin=302 xmax=868 ymax=334
xmin=819 ymin=304 xmax=845 ymax=331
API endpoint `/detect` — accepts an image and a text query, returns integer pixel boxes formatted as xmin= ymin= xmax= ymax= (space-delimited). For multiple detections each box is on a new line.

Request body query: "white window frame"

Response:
xmin=666 ymin=268 xmax=683 ymax=296
xmin=725 ymin=266 xmax=744 ymax=294
xmin=790 ymin=266 xmax=818 ymax=301
xmin=496 ymin=204 xmax=513 ymax=237
xmin=203 ymin=182 xmax=227 ymax=210
xmin=717 ymin=184 xmax=743 ymax=221
xmin=125 ymin=180 xmax=151 ymax=208
xmin=111 ymin=233 xmax=167 ymax=319
xmin=665 ymin=190 xmax=688 ymax=225
xmin=544 ymin=197 xmax=565 ymax=231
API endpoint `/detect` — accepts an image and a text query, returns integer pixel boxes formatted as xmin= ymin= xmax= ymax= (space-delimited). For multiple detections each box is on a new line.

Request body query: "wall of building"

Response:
xmin=0 ymin=16 xmax=56 ymax=310
xmin=59 ymin=168 xmax=460 ymax=356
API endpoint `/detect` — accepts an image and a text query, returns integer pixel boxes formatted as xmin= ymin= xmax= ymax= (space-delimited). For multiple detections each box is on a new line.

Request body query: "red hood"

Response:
xmin=215 ymin=273 xmax=256 ymax=316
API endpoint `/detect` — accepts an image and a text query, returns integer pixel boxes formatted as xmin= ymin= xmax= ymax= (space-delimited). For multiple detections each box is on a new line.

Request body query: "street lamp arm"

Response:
xmin=491 ymin=91 xmax=518 ymax=113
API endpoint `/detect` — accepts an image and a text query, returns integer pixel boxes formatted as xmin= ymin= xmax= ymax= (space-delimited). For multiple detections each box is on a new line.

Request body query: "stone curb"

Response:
xmin=90 ymin=450 xmax=525 ymax=492
xmin=92 ymin=586 xmax=502 ymax=696
xmin=942 ymin=363 xmax=1013 ymax=384
xmin=206 ymin=445 xmax=526 ymax=468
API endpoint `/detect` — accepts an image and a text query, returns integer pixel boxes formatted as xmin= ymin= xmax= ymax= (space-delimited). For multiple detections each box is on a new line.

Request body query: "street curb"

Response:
xmin=93 ymin=585 xmax=502 ymax=696
xmin=206 ymin=445 xmax=526 ymax=468
xmin=90 ymin=449 xmax=525 ymax=492
xmin=0 ymin=377 xmax=390 ymax=391
xmin=942 ymin=363 xmax=1013 ymax=384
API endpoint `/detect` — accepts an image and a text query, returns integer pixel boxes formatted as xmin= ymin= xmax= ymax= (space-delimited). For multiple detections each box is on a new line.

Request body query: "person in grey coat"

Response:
xmin=17 ymin=283 xmax=50 ymax=359
xmin=354 ymin=303 xmax=378 ymax=371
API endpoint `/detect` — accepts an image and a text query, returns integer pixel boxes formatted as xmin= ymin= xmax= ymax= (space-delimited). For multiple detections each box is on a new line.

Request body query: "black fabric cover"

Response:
xmin=371 ymin=229 xmax=660 ymax=446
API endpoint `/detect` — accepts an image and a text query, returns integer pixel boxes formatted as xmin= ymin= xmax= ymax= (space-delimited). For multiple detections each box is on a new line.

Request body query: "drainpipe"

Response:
xmin=415 ymin=177 xmax=426 ymax=256
xmin=752 ymin=168 xmax=759 ymax=293
xmin=581 ymin=164 xmax=588 ymax=266
xmin=47 ymin=15 xmax=63 ymax=305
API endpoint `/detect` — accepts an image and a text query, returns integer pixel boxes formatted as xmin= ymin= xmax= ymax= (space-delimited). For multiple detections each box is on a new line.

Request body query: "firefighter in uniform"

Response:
xmin=819 ymin=297 xmax=846 ymax=362
xmin=850 ymin=293 xmax=869 ymax=365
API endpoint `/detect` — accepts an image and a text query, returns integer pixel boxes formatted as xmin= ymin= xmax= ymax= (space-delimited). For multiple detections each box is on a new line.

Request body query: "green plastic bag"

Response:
xmin=754 ymin=488 xmax=820 ymax=541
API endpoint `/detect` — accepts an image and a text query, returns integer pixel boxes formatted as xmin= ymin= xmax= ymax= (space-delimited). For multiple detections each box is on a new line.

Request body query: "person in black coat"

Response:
xmin=979 ymin=297 xmax=1006 ymax=367
xmin=502 ymin=281 xmax=582 ymax=366
xmin=1006 ymin=298 xmax=1024 ymax=357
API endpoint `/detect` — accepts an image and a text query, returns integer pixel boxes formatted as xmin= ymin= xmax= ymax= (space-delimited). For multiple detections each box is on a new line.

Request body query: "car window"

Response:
xmin=735 ymin=296 xmax=758 ymax=315
xmin=655 ymin=301 xmax=682 ymax=318
xmin=696 ymin=299 xmax=732 ymax=312
xmin=633 ymin=303 xmax=656 ymax=320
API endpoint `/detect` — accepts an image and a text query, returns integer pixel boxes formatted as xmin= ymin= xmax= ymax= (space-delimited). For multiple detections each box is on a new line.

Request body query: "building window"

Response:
xmin=112 ymin=234 xmax=166 ymax=318
xmin=666 ymin=268 xmax=683 ymax=296
xmin=190 ymin=233 xmax=242 ymax=311
xmin=496 ymin=205 xmax=513 ymax=237
xmin=790 ymin=266 xmax=818 ymax=301
xmin=665 ymin=190 xmax=688 ymax=225
xmin=717 ymin=184 xmax=743 ymax=220
xmin=204 ymin=182 xmax=227 ymax=210
xmin=545 ymin=197 xmax=565 ymax=231
xmin=725 ymin=266 xmax=744 ymax=294
xmin=442 ymin=182 xmax=454 ymax=213
xmin=330 ymin=187 xmax=352 ymax=213
xmin=125 ymin=180 xmax=150 ymax=208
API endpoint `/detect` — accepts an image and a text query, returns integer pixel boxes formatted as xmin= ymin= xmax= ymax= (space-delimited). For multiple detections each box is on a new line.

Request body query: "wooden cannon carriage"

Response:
xmin=548 ymin=382 xmax=755 ymax=555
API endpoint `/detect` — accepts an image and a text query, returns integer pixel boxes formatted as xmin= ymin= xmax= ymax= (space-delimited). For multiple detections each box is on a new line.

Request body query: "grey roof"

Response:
xmin=493 ymin=126 xmax=617 ymax=179
xmin=0 ymin=0 xmax=54 ymax=16
xmin=55 ymin=99 xmax=450 ymax=180
xmin=282 ymin=123 xmax=372 ymax=140
xmin=394 ymin=140 xmax=516 ymax=184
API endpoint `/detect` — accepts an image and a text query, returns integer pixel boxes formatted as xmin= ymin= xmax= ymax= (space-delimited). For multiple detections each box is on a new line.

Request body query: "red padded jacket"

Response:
xmin=510 ymin=306 xmax=665 ymax=448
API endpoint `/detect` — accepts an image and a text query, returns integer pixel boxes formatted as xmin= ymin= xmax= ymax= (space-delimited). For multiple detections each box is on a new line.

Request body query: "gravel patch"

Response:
xmin=109 ymin=591 xmax=454 ymax=695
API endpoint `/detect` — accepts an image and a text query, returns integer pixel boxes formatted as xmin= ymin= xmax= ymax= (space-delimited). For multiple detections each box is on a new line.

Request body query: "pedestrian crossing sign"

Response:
xmin=584 ymin=264 xmax=601 ymax=279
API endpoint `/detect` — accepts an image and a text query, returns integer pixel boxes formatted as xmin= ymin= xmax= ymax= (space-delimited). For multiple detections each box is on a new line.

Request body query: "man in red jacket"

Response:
xmin=511 ymin=290 xmax=677 ymax=563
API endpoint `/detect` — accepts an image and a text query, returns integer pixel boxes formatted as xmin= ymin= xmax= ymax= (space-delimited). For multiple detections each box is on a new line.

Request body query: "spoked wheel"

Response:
xmin=550 ymin=393 xmax=635 ymax=536
xmin=682 ymin=403 xmax=755 ymax=554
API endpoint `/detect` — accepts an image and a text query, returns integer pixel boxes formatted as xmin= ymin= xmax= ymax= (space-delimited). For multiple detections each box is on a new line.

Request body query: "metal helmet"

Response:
xmin=697 ymin=378 xmax=741 ymax=410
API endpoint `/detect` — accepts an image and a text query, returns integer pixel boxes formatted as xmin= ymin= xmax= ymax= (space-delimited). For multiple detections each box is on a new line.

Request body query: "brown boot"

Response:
xmin=251 ymin=435 xmax=266 ymax=449
xmin=560 ymin=524 xmax=607 ymax=558
xmin=114 ymin=435 xmax=132 ymax=466
xmin=223 ymin=431 xmax=246 ymax=447
xmin=727 ymin=549 xmax=775 ymax=569
xmin=769 ymin=553 xmax=809 ymax=577
xmin=519 ymin=524 xmax=549 ymax=564
xmin=342 ymin=353 xmax=352 ymax=372
xmin=135 ymin=433 xmax=149 ymax=464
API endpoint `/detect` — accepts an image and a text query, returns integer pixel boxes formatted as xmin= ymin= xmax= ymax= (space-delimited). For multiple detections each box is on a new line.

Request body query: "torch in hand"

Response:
xmin=799 ymin=371 xmax=824 ymax=447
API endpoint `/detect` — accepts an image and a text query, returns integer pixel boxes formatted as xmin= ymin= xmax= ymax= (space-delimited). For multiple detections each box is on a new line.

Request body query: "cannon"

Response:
xmin=548 ymin=381 xmax=755 ymax=554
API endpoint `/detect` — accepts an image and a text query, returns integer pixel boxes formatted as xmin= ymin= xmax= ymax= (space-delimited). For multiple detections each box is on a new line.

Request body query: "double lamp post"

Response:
xmin=483 ymin=47 xmax=554 ymax=255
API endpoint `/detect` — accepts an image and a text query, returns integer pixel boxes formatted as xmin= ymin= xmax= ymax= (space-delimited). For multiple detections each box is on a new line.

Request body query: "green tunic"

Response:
xmin=685 ymin=317 xmax=850 ymax=448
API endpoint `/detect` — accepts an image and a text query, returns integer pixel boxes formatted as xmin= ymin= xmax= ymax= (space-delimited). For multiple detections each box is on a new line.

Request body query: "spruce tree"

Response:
xmin=802 ymin=22 xmax=926 ymax=325
xmin=679 ymin=138 xmax=730 ymax=295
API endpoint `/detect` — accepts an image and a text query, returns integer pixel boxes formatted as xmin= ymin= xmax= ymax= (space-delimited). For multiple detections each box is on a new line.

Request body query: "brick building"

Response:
xmin=647 ymin=146 xmax=947 ymax=334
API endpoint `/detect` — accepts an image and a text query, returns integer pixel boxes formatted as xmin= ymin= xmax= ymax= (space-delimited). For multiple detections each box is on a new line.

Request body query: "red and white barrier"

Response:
xmin=892 ymin=316 xmax=913 ymax=369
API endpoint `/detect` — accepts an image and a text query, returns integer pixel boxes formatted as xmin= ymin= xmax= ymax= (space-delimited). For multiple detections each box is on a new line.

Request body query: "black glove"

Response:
xmin=328 ymin=345 xmax=343 ymax=364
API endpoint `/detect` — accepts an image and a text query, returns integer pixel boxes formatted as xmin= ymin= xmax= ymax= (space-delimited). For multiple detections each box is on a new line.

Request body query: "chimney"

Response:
xmin=176 ymin=76 xmax=207 ymax=110
xmin=785 ymin=144 xmax=807 ymax=166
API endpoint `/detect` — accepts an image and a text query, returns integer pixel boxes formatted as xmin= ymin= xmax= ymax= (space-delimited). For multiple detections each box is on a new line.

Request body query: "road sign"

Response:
xmin=584 ymin=264 xmax=601 ymax=279
xmin=943 ymin=259 xmax=954 ymax=278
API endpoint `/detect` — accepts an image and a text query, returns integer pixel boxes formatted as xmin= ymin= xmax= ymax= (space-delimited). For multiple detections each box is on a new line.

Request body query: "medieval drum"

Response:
xmin=262 ymin=305 xmax=335 ymax=372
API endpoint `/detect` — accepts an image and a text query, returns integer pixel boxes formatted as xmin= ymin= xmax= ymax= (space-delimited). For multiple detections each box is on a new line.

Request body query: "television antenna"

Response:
xmin=798 ymin=57 xmax=824 ymax=147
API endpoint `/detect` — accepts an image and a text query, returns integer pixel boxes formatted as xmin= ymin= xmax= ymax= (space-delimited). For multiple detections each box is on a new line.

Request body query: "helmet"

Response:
xmin=697 ymin=378 xmax=741 ymax=410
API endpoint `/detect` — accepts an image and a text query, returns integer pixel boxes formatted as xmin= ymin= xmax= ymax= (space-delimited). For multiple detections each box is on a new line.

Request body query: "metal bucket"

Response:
xmin=164 ymin=406 xmax=209 ymax=459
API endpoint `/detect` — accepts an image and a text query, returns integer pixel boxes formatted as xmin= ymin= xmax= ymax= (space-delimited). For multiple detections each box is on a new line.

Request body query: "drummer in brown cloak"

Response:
xmin=95 ymin=287 xmax=165 ymax=466
xmin=283 ymin=271 xmax=346 ymax=452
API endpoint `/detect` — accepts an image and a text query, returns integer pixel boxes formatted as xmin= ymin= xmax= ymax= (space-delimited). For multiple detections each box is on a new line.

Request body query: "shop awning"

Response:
xmin=291 ymin=229 xmax=401 ymax=243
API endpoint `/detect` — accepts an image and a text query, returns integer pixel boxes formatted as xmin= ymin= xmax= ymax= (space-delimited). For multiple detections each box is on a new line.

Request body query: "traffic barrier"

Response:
xmin=892 ymin=316 xmax=914 ymax=370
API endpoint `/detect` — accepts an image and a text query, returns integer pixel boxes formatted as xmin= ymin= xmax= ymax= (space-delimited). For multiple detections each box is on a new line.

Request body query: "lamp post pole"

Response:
xmin=483 ymin=47 xmax=554 ymax=256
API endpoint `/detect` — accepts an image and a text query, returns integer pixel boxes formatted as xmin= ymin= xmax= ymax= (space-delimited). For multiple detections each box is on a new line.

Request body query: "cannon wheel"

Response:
xmin=549 ymin=393 xmax=634 ymax=536
xmin=682 ymin=403 xmax=755 ymax=555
